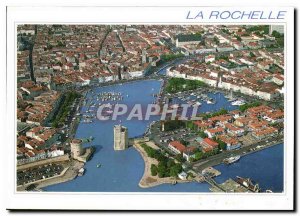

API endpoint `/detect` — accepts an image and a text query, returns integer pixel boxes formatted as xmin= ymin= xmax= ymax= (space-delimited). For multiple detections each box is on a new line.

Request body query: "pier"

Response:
xmin=200 ymin=174 xmax=251 ymax=193
xmin=193 ymin=167 xmax=253 ymax=193
xmin=79 ymin=136 xmax=94 ymax=143
xmin=203 ymin=175 xmax=226 ymax=192
xmin=193 ymin=167 xmax=226 ymax=192
xmin=193 ymin=165 xmax=263 ymax=193
xmin=209 ymin=178 xmax=249 ymax=193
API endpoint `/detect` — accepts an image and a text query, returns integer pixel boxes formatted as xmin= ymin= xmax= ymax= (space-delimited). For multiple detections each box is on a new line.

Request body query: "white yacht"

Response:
xmin=231 ymin=99 xmax=245 ymax=106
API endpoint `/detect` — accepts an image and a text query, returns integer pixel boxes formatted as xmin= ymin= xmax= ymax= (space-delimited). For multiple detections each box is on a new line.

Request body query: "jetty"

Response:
xmin=202 ymin=174 xmax=226 ymax=192
xmin=198 ymin=171 xmax=257 ymax=193
xmin=209 ymin=178 xmax=247 ymax=193
xmin=190 ymin=165 xmax=253 ymax=193
xmin=79 ymin=136 xmax=94 ymax=143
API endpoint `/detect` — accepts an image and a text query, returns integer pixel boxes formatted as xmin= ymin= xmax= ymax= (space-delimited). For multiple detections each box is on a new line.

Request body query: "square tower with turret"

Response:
xmin=113 ymin=124 xmax=128 ymax=150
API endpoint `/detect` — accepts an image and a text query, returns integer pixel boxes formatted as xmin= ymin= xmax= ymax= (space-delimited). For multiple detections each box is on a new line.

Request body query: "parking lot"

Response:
xmin=151 ymin=123 xmax=199 ymax=150
xmin=17 ymin=163 xmax=64 ymax=186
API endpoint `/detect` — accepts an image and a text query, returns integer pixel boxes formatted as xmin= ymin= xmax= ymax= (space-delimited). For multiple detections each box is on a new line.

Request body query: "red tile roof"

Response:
xmin=169 ymin=141 xmax=186 ymax=153
xmin=203 ymin=138 xmax=218 ymax=148
xmin=206 ymin=127 xmax=224 ymax=134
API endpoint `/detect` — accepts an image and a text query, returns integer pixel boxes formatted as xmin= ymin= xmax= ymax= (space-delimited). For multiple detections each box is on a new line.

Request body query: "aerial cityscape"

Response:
xmin=16 ymin=24 xmax=284 ymax=193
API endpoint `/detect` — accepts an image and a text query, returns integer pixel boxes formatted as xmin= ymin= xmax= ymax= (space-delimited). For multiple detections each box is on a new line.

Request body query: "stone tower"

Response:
xmin=113 ymin=124 xmax=128 ymax=150
xmin=71 ymin=139 xmax=85 ymax=159
xmin=142 ymin=49 xmax=147 ymax=64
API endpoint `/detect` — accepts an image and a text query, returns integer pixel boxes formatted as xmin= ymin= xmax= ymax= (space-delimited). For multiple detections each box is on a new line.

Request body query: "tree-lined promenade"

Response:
xmin=51 ymin=92 xmax=81 ymax=128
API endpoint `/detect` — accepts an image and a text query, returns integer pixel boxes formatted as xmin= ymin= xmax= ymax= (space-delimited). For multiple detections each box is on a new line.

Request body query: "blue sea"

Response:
xmin=44 ymin=80 xmax=283 ymax=192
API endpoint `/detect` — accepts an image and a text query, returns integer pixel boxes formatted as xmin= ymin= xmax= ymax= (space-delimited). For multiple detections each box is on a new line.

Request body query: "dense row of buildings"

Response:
xmin=167 ymin=105 xmax=283 ymax=162
xmin=167 ymin=48 xmax=284 ymax=101
xmin=166 ymin=25 xmax=284 ymax=101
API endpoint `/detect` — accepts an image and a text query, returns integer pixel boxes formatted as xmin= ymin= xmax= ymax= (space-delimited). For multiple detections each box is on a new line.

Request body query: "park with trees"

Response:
xmin=165 ymin=77 xmax=207 ymax=94
xmin=141 ymin=143 xmax=183 ymax=178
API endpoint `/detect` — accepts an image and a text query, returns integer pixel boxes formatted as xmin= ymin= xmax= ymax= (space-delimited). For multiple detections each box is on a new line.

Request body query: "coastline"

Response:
xmin=133 ymin=140 xmax=191 ymax=188
xmin=133 ymin=138 xmax=283 ymax=189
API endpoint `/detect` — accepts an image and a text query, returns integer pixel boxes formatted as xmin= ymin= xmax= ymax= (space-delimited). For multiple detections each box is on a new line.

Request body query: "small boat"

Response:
xmin=78 ymin=168 xmax=85 ymax=176
xmin=231 ymin=99 xmax=246 ymax=106
xmin=82 ymin=119 xmax=93 ymax=123
xmin=96 ymin=164 xmax=101 ymax=168
xmin=266 ymin=189 xmax=273 ymax=193
xmin=228 ymin=97 xmax=236 ymax=102
xmin=223 ymin=155 xmax=240 ymax=164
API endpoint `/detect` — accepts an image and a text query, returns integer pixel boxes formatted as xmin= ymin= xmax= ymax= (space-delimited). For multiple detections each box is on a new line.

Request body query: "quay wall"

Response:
xmin=17 ymin=154 xmax=70 ymax=171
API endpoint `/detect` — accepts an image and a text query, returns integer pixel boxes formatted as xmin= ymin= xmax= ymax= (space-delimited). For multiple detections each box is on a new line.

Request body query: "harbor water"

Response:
xmin=214 ymin=143 xmax=283 ymax=192
xmin=44 ymin=79 xmax=284 ymax=192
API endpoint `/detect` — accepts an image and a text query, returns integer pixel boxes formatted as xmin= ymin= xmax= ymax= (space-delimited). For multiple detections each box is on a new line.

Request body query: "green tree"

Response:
xmin=186 ymin=121 xmax=195 ymax=130
xmin=163 ymin=119 xmax=185 ymax=131
xmin=271 ymin=30 xmax=284 ymax=47
xmin=51 ymin=91 xmax=81 ymax=128
xmin=150 ymin=164 xmax=158 ymax=176
xmin=213 ymin=36 xmax=220 ymax=45
xmin=217 ymin=140 xmax=227 ymax=150
xmin=57 ymin=41 xmax=66 ymax=47
xmin=271 ymin=30 xmax=282 ymax=38
xmin=198 ymin=131 xmax=208 ymax=138
xmin=157 ymin=161 xmax=168 ymax=178
xmin=239 ymin=102 xmax=261 ymax=112
xmin=169 ymin=164 xmax=182 ymax=177
xmin=249 ymin=52 xmax=256 ymax=58
xmin=165 ymin=77 xmax=207 ymax=94
xmin=180 ymin=139 xmax=189 ymax=146
xmin=194 ymin=151 xmax=204 ymax=161
xmin=236 ymin=36 xmax=242 ymax=42
xmin=160 ymin=53 xmax=184 ymax=62
xmin=175 ymin=154 xmax=184 ymax=163
xmin=167 ymin=159 xmax=175 ymax=168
